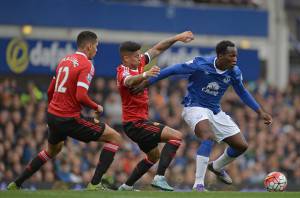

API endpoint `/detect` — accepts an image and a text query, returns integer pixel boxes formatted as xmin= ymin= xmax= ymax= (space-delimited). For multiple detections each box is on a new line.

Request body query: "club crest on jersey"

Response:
xmin=202 ymin=82 xmax=220 ymax=96
xmin=87 ymin=74 xmax=92 ymax=83
xmin=223 ymin=76 xmax=231 ymax=84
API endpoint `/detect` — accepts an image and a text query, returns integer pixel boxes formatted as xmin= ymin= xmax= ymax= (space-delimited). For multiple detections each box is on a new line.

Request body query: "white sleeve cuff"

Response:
xmin=144 ymin=52 xmax=151 ymax=62
xmin=77 ymin=82 xmax=89 ymax=90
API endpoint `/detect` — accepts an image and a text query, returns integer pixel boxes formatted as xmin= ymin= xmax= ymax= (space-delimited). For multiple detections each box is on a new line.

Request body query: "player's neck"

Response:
xmin=215 ymin=59 xmax=227 ymax=71
xmin=77 ymin=49 xmax=88 ymax=58
xmin=122 ymin=62 xmax=137 ymax=70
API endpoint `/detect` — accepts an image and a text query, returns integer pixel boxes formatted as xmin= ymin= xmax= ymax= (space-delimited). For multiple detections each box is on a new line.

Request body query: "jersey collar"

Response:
xmin=213 ymin=57 xmax=227 ymax=74
xmin=75 ymin=51 xmax=88 ymax=59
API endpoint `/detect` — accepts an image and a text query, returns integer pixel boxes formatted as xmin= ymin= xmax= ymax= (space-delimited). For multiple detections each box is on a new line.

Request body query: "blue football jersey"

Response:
xmin=182 ymin=56 xmax=243 ymax=114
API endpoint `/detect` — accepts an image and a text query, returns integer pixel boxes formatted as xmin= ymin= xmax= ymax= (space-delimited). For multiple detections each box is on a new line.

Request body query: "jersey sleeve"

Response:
xmin=76 ymin=62 xmax=98 ymax=110
xmin=77 ymin=62 xmax=94 ymax=90
xmin=117 ymin=66 xmax=131 ymax=87
xmin=231 ymin=66 xmax=260 ymax=112
xmin=47 ymin=76 xmax=56 ymax=104
xmin=138 ymin=54 xmax=150 ymax=73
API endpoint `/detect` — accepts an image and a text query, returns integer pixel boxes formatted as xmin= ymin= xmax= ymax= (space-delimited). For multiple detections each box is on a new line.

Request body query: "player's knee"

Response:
xmin=195 ymin=130 xmax=214 ymax=141
xmin=147 ymin=149 xmax=160 ymax=163
xmin=239 ymin=142 xmax=248 ymax=153
xmin=175 ymin=130 xmax=183 ymax=141
xmin=47 ymin=143 xmax=63 ymax=157
xmin=147 ymin=154 xmax=159 ymax=163
xmin=110 ymin=131 xmax=122 ymax=145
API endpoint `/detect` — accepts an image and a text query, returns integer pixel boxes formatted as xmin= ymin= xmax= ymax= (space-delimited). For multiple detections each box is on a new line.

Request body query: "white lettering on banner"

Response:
xmin=30 ymin=41 xmax=75 ymax=70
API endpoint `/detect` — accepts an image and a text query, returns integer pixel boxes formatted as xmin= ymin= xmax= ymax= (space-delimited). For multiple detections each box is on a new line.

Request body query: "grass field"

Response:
xmin=0 ymin=191 xmax=299 ymax=198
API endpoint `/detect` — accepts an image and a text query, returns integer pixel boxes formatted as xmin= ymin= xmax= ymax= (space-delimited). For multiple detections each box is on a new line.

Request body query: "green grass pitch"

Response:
xmin=0 ymin=191 xmax=300 ymax=198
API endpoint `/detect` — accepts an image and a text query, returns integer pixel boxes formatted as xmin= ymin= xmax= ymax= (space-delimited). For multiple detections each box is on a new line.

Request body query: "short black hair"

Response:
xmin=119 ymin=41 xmax=141 ymax=55
xmin=76 ymin=31 xmax=98 ymax=49
xmin=216 ymin=40 xmax=235 ymax=55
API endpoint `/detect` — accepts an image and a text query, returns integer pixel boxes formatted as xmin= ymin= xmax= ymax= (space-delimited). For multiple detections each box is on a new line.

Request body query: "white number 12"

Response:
xmin=55 ymin=66 xmax=69 ymax=93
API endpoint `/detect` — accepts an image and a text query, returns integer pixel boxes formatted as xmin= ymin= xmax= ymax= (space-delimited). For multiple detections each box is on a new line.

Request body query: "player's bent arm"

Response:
xmin=146 ymin=31 xmax=194 ymax=60
xmin=232 ymin=81 xmax=260 ymax=112
xmin=148 ymin=63 xmax=194 ymax=86
xmin=76 ymin=86 xmax=98 ymax=110
xmin=125 ymin=66 xmax=160 ymax=87
xmin=124 ymin=73 xmax=147 ymax=88
xmin=47 ymin=77 xmax=56 ymax=104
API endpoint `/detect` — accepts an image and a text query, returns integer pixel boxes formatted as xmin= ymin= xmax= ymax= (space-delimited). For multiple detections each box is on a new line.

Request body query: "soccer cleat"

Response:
xmin=207 ymin=162 xmax=233 ymax=185
xmin=7 ymin=182 xmax=21 ymax=190
xmin=118 ymin=184 xmax=140 ymax=191
xmin=151 ymin=175 xmax=174 ymax=191
xmin=86 ymin=182 xmax=110 ymax=191
xmin=193 ymin=184 xmax=208 ymax=192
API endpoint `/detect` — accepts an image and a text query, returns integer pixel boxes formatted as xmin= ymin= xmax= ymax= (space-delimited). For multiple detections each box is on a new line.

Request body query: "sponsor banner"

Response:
xmin=0 ymin=38 xmax=259 ymax=80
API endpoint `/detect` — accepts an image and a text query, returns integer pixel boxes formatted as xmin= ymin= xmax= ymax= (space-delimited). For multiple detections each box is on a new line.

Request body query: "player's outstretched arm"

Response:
xmin=232 ymin=82 xmax=272 ymax=125
xmin=124 ymin=66 xmax=160 ymax=88
xmin=130 ymin=63 xmax=194 ymax=94
xmin=146 ymin=31 xmax=194 ymax=60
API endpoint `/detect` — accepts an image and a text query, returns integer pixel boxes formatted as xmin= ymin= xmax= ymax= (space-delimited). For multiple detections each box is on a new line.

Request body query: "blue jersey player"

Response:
xmin=131 ymin=40 xmax=272 ymax=191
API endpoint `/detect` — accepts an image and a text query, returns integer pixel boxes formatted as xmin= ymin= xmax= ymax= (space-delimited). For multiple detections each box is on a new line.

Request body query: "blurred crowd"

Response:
xmin=0 ymin=74 xmax=300 ymax=190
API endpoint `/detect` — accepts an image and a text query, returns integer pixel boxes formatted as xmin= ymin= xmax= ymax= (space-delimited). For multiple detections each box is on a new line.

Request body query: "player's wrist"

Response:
xmin=142 ymin=72 xmax=147 ymax=78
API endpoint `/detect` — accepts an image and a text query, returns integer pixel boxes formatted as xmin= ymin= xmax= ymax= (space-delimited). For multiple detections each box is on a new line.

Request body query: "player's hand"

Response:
xmin=94 ymin=105 xmax=103 ymax=124
xmin=176 ymin=31 xmax=194 ymax=43
xmin=130 ymin=80 xmax=149 ymax=95
xmin=257 ymin=109 xmax=272 ymax=125
xmin=144 ymin=66 xmax=160 ymax=78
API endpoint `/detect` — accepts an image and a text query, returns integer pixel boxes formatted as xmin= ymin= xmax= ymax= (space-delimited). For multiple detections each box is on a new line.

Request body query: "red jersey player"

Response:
xmin=7 ymin=31 xmax=121 ymax=191
xmin=117 ymin=31 xmax=194 ymax=191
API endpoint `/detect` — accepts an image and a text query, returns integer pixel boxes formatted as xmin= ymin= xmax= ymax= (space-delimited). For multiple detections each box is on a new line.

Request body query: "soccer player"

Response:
xmin=116 ymin=31 xmax=194 ymax=191
xmin=131 ymin=40 xmax=272 ymax=191
xmin=7 ymin=31 xmax=122 ymax=190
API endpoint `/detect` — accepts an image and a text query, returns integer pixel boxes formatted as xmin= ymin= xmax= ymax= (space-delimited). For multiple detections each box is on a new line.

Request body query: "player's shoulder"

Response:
xmin=231 ymin=65 xmax=242 ymax=75
xmin=185 ymin=55 xmax=214 ymax=71
xmin=117 ymin=64 xmax=127 ymax=73
xmin=229 ymin=65 xmax=242 ymax=80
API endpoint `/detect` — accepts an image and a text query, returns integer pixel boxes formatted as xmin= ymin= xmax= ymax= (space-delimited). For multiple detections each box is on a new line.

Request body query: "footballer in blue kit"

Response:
xmin=132 ymin=40 xmax=272 ymax=191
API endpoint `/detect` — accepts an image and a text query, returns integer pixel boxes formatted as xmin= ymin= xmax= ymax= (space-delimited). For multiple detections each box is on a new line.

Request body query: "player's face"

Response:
xmin=87 ymin=40 xmax=99 ymax=60
xmin=220 ymin=46 xmax=237 ymax=69
xmin=125 ymin=50 xmax=141 ymax=69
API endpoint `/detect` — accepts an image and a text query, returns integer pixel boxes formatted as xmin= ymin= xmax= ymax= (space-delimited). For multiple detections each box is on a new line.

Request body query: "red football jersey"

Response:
xmin=117 ymin=54 xmax=150 ymax=122
xmin=48 ymin=52 xmax=95 ymax=117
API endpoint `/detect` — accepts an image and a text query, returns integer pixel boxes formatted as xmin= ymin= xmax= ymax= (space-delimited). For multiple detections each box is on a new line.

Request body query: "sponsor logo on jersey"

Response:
xmin=223 ymin=76 xmax=231 ymax=84
xmin=87 ymin=74 xmax=92 ymax=83
xmin=202 ymin=82 xmax=220 ymax=96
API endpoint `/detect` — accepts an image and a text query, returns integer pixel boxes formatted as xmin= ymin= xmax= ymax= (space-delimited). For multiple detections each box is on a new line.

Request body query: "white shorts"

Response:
xmin=182 ymin=106 xmax=240 ymax=143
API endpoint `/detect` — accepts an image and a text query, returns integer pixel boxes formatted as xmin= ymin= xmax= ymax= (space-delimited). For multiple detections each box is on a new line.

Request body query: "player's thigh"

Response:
xmin=182 ymin=107 xmax=213 ymax=139
xmin=47 ymin=113 xmax=68 ymax=145
xmin=98 ymin=124 xmax=122 ymax=145
xmin=222 ymin=132 xmax=248 ymax=151
xmin=123 ymin=120 xmax=163 ymax=153
xmin=160 ymin=126 xmax=183 ymax=142
xmin=67 ymin=117 xmax=106 ymax=143
xmin=210 ymin=111 xmax=240 ymax=143
xmin=193 ymin=119 xmax=214 ymax=140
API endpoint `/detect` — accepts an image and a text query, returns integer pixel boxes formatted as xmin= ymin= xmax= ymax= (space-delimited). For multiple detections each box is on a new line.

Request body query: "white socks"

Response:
xmin=194 ymin=155 xmax=209 ymax=188
xmin=212 ymin=150 xmax=235 ymax=171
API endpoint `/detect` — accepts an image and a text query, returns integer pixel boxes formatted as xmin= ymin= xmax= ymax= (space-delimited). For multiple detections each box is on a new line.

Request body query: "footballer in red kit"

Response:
xmin=7 ymin=31 xmax=122 ymax=191
xmin=48 ymin=51 xmax=98 ymax=118
xmin=117 ymin=54 xmax=149 ymax=122
xmin=117 ymin=31 xmax=194 ymax=191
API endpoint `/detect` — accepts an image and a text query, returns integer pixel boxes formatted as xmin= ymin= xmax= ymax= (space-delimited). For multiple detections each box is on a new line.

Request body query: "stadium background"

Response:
xmin=0 ymin=0 xmax=300 ymax=191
